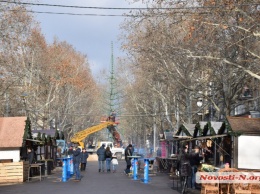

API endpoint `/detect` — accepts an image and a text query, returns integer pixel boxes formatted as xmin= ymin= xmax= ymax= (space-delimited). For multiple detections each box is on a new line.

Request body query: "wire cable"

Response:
xmin=24 ymin=10 xmax=132 ymax=17
xmin=0 ymin=0 xmax=259 ymax=11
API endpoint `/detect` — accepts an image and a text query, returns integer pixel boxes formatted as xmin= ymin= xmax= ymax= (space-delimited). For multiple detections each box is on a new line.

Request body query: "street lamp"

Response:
xmin=197 ymin=97 xmax=203 ymax=121
xmin=197 ymin=99 xmax=203 ymax=108
xmin=21 ymin=93 xmax=28 ymax=117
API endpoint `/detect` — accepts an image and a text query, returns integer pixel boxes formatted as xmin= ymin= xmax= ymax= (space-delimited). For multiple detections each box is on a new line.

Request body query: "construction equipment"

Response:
xmin=107 ymin=124 xmax=122 ymax=147
xmin=70 ymin=121 xmax=114 ymax=148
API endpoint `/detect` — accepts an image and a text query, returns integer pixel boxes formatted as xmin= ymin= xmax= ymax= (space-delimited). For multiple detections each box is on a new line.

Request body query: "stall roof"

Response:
xmin=227 ymin=116 xmax=260 ymax=134
xmin=0 ymin=117 xmax=26 ymax=148
xmin=203 ymin=122 xmax=224 ymax=136
xmin=194 ymin=121 xmax=226 ymax=137
xmin=175 ymin=124 xmax=195 ymax=137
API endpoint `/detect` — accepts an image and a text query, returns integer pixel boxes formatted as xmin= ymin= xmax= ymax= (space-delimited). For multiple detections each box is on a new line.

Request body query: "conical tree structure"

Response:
xmin=108 ymin=42 xmax=119 ymax=112
xmin=22 ymin=117 xmax=33 ymax=146
xmin=103 ymin=42 xmax=123 ymax=147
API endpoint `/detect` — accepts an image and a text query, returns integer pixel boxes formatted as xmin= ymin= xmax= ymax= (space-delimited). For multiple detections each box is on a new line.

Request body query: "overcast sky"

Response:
xmin=29 ymin=0 xmax=143 ymax=79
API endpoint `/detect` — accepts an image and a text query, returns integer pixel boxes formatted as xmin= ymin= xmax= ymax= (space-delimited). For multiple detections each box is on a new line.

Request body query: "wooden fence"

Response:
xmin=0 ymin=161 xmax=29 ymax=183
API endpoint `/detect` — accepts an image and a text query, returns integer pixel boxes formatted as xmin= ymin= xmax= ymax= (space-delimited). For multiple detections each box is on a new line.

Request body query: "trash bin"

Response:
xmin=46 ymin=160 xmax=53 ymax=175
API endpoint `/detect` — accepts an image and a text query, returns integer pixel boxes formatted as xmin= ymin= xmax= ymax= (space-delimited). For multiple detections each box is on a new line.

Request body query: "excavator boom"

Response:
xmin=70 ymin=121 xmax=114 ymax=147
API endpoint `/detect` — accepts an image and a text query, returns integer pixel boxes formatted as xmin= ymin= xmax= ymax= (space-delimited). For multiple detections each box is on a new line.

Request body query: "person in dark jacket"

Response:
xmin=67 ymin=145 xmax=74 ymax=156
xmin=73 ymin=144 xmax=82 ymax=181
xmin=190 ymin=145 xmax=203 ymax=189
xmin=27 ymin=147 xmax=35 ymax=178
xmin=107 ymin=110 xmax=116 ymax=122
xmin=27 ymin=148 xmax=35 ymax=164
xmin=96 ymin=144 xmax=106 ymax=172
xmin=80 ymin=148 xmax=89 ymax=171
xmin=105 ymin=146 xmax=112 ymax=172
xmin=177 ymin=145 xmax=191 ymax=194
xmin=124 ymin=144 xmax=133 ymax=175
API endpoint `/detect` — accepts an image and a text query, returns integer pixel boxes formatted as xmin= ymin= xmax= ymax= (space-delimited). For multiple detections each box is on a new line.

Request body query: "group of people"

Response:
xmin=96 ymin=143 xmax=133 ymax=175
xmin=96 ymin=144 xmax=118 ymax=173
xmin=68 ymin=144 xmax=89 ymax=182
xmin=177 ymin=144 xmax=204 ymax=194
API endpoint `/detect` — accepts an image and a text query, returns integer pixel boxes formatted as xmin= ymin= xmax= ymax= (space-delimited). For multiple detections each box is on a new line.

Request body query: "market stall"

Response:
xmin=227 ymin=116 xmax=260 ymax=170
xmin=176 ymin=121 xmax=230 ymax=168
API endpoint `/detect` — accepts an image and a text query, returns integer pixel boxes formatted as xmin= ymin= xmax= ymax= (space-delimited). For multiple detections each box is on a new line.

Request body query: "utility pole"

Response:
xmin=153 ymin=101 xmax=157 ymax=156
xmin=209 ymin=82 xmax=214 ymax=121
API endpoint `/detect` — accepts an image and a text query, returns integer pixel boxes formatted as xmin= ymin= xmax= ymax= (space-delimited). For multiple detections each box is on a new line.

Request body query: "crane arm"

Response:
xmin=70 ymin=121 xmax=114 ymax=147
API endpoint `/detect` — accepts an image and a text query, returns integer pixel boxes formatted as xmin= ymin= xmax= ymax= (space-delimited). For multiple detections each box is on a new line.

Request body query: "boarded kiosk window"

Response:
xmin=238 ymin=136 xmax=260 ymax=169
xmin=0 ymin=159 xmax=13 ymax=163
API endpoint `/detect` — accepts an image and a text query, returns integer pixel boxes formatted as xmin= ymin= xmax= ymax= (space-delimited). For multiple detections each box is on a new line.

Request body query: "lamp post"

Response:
xmin=197 ymin=97 xmax=203 ymax=121
xmin=21 ymin=93 xmax=29 ymax=117
xmin=208 ymin=82 xmax=214 ymax=121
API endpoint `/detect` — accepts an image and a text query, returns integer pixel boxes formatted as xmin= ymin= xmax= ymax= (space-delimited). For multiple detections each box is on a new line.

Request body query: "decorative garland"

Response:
xmin=217 ymin=122 xmax=226 ymax=135
xmin=202 ymin=123 xmax=209 ymax=136
xmin=194 ymin=122 xmax=203 ymax=137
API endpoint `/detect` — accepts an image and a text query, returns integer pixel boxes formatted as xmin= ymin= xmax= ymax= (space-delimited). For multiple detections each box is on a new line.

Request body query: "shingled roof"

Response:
xmin=0 ymin=117 xmax=26 ymax=148
xmin=227 ymin=116 xmax=260 ymax=134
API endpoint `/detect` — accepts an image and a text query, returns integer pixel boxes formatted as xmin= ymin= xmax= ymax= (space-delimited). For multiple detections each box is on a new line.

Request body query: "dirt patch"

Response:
xmin=88 ymin=154 xmax=98 ymax=161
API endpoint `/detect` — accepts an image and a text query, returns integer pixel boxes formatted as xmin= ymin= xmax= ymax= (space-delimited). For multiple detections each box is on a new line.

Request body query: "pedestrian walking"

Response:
xmin=124 ymin=144 xmax=133 ymax=175
xmin=111 ymin=153 xmax=118 ymax=173
xmin=177 ymin=144 xmax=191 ymax=194
xmin=97 ymin=143 xmax=106 ymax=172
xmin=73 ymin=144 xmax=82 ymax=181
xmin=190 ymin=145 xmax=203 ymax=189
xmin=81 ymin=148 xmax=89 ymax=171
xmin=105 ymin=146 xmax=112 ymax=172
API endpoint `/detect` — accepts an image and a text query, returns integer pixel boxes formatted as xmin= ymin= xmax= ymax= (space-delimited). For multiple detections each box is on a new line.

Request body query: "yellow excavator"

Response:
xmin=70 ymin=121 xmax=115 ymax=148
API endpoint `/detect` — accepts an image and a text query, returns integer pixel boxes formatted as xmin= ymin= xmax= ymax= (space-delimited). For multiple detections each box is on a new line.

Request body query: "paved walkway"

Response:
xmin=0 ymin=156 xmax=200 ymax=194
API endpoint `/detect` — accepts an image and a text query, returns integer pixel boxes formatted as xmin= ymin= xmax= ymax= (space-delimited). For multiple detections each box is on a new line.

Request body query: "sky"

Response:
xmin=27 ymin=0 xmax=143 ymax=79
